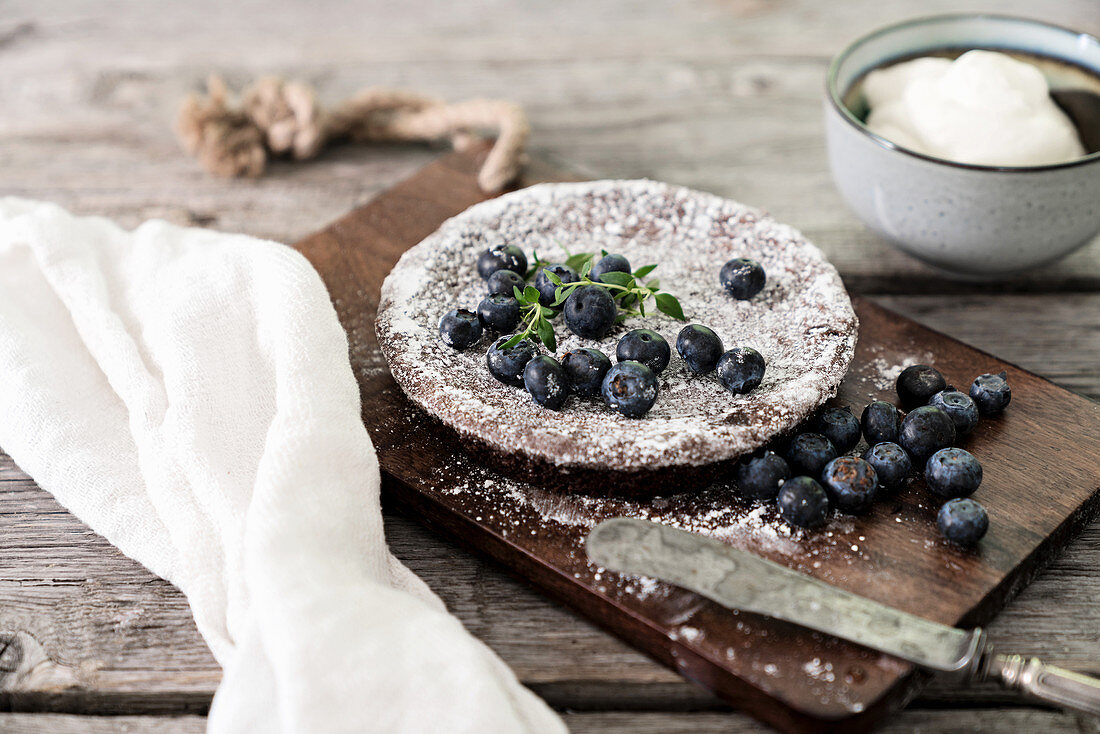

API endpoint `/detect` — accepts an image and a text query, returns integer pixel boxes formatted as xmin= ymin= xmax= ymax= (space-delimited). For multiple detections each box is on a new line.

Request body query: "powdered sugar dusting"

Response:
xmin=377 ymin=180 xmax=857 ymax=472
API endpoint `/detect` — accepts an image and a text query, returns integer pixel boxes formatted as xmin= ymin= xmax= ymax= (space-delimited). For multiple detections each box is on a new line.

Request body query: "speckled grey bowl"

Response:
xmin=824 ymin=15 xmax=1100 ymax=278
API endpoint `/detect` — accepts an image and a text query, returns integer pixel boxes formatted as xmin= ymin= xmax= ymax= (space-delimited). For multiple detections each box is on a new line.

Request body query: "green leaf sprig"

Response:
xmin=504 ymin=247 xmax=686 ymax=352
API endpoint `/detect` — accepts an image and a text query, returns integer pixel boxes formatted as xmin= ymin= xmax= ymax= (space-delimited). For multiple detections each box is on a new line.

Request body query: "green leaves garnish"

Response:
xmin=505 ymin=245 xmax=686 ymax=352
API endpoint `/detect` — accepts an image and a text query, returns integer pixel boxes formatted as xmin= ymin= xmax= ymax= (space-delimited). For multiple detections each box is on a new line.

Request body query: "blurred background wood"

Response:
xmin=1 ymin=0 xmax=1098 ymax=731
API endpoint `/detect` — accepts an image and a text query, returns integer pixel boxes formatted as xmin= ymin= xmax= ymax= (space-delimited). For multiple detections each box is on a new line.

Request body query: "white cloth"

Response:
xmin=0 ymin=198 xmax=566 ymax=734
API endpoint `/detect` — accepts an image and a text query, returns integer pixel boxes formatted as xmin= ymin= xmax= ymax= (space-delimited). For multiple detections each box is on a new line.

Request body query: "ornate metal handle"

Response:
xmin=985 ymin=653 xmax=1100 ymax=716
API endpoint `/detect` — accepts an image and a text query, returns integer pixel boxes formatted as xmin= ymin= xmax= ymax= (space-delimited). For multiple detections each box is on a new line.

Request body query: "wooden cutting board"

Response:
xmin=293 ymin=144 xmax=1100 ymax=733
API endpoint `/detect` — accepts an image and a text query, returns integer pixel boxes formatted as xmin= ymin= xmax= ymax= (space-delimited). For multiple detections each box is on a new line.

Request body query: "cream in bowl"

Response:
xmin=824 ymin=15 xmax=1100 ymax=278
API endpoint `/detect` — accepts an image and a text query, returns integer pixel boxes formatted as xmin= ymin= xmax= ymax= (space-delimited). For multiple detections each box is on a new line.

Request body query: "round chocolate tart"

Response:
xmin=377 ymin=180 xmax=858 ymax=496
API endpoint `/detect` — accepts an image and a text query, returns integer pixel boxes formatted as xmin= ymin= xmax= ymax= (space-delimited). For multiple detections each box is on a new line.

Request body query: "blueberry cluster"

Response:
xmin=732 ymin=363 xmax=1010 ymax=548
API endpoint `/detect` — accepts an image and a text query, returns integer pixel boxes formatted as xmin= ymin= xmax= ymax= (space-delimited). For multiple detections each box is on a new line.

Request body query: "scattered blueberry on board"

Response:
xmin=719 ymin=257 xmax=766 ymax=300
xmin=862 ymin=441 xmax=912 ymax=490
xmin=534 ymin=263 xmax=578 ymax=306
xmin=970 ymin=371 xmax=1012 ymax=415
xmin=486 ymin=335 xmax=537 ymax=387
xmin=716 ymin=347 xmax=766 ymax=394
xmin=523 ymin=355 xmax=570 ymax=411
xmin=560 ymin=348 xmax=612 ymax=397
xmin=785 ymin=432 xmax=838 ymax=477
xmin=601 ymin=360 xmax=659 ymax=418
xmin=925 ymin=447 xmax=983 ymax=498
xmin=929 ymin=388 xmax=979 ymax=436
xmin=896 ymin=364 xmax=947 ymax=409
xmin=812 ymin=407 xmax=861 ymax=453
xmin=589 ymin=253 xmax=631 ymax=283
xmin=563 ymin=284 xmax=617 ymax=339
xmin=734 ymin=451 xmax=791 ymax=501
xmin=676 ymin=324 xmax=724 ymax=375
xmin=477 ymin=293 xmax=521 ymax=333
xmin=486 ymin=269 xmax=525 ymax=296
xmin=617 ymin=329 xmax=671 ymax=375
xmin=777 ymin=476 xmax=830 ymax=529
xmin=821 ymin=456 xmax=879 ymax=514
xmin=439 ymin=308 xmax=483 ymax=350
xmin=898 ymin=405 xmax=956 ymax=462
xmin=861 ymin=400 xmax=902 ymax=445
xmin=937 ymin=498 xmax=989 ymax=547
xmin=477 ymin=244 xmax=527 ymax=280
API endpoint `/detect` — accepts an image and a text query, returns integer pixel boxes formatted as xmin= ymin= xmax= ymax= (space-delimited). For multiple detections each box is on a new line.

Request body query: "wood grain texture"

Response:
xmin=1 ymin=0 xmax=1099 ymax=731
xmin=286 ymin=146 xmax=1100 ymax=732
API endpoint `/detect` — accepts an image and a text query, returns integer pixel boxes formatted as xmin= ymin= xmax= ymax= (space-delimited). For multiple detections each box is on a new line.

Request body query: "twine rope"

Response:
xmin=177 ymin=76 xmax=529 ymax=193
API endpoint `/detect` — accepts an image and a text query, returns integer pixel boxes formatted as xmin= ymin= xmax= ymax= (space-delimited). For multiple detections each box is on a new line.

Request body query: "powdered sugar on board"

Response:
xmin=377 ymin=180 xmax=858 ymax=472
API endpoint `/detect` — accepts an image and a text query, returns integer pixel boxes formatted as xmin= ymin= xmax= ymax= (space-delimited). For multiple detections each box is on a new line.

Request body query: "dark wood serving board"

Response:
xmin=293 ymin=145 xmax=1100 ymax=733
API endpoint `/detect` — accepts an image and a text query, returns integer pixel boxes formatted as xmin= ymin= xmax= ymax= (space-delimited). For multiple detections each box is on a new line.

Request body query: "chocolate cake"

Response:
xmin=377 ymin=180 xmax=857 ymax=496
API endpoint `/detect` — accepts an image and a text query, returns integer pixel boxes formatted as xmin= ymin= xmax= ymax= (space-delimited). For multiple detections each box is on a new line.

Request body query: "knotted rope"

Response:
xmin=177 ymin=76 xmax=529 ymax=193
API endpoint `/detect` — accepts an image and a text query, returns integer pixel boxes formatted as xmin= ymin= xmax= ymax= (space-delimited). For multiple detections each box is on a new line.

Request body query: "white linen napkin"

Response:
xmin=0 ymin=197 xmax=566 ymax=734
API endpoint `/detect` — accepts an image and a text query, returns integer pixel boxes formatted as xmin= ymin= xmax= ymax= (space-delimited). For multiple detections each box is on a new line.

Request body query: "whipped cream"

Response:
xmin=863 ymin=50 xmax=1086 ymax=166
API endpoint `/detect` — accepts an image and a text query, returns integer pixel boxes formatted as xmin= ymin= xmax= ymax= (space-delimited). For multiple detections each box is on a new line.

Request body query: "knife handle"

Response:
xmin=987 ymin=653 xmax=1100 ymax=716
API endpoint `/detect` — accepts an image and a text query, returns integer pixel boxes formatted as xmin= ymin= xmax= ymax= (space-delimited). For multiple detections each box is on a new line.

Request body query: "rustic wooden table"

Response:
xmin=1 ymin=1 xmax=1098 ymax=732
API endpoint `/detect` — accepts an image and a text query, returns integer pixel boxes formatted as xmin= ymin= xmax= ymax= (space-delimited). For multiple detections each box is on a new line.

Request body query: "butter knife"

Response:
xmin=585 ymin=517 xmax=1100 ymax=716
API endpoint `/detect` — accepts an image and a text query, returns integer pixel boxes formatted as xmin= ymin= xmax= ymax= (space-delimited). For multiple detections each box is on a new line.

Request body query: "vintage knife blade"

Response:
xmin=586 ymin=517 xmax=1100 ymax=715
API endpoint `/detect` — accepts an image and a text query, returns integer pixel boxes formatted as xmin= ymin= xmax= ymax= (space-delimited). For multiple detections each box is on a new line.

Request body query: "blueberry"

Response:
xmin=924 ymin=447 xmax=982 ymax=498
xmin=563 ymin=284 xmax=617 ymax=339
xmin=486 ymin=335 xmax=538 ymax=387
xmin=590 ymin=253 xmax=631 ymax=282
xmin=534 ymin=263 xmax=578 ymax=306
xmin=778 ymin=476 xmax=830 ymax=529
xmin=929 ymin=388 xmax=979 ymax=436
xmin=937 ymin=498 xmax=989 ymax=546
xmin=785 ymin=433 xmax=838 ymax=477
xmin=821 ymin=456 xmax=879 ymax=514
xmin=439 ymin=308 xmax=482 ymax=349
xmin=734 ymin=451 xmax=791 ymax=501
xmin=523 ymin=355 xmax=570 ymax=410
xmin=486 ymin=269 xmax=526 ymax=296
xmin=676 ymin=324 xmax=724 ymax=375
xmin=601 ymin=360 xmax=659 ymax=418
xmin=561 ymin=348 xmax=612 ymax=397
xmin=477 ymin=294 xmax=520 ymax=332
xmin=720 ymin=257 xmax=766 ymax=300
xmin=812 ymin=407 xmax=861 ymax=453
xmin=970 ymin=371 xmax=1011 ymax=415
xmin=477 ymin=244 xmax=527 ymax=280
xmin=862 ymin=442 xmax=912 ymax=489
xmin=716 ymin=347 xmax=766 ymax=394
xmin=617 ymin=329 xmax=671 ymax=374
xmin=898 ymin=405 xmax=956 ymax=462
xmin=861 ymin=400 xmax=902 ymax=445
xmin=896 ymin=364 xmax=947 ymax=409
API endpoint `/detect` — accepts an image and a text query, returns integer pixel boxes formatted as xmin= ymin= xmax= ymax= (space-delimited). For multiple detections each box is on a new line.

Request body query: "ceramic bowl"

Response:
xmin=824 ymin=14 xmax=1100 ymax=278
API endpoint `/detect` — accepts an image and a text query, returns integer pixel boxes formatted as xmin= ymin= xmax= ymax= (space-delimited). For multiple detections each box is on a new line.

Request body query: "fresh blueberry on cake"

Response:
xmin=676 ymin=324 xmax=724 ymax=375
xmin=561 ymin=348 xmax=612 ymax=397
xmin=899 ymin=405 xmax=956 ymax=463
xmin=524 ymin=355 xmax=570 ymax=411
xmin=477 ymin=294 xmax=521 ymax=333
xmin=439 ymin=308 xmax=482 ymax=350
xmin=486 ymin=269 xmax=526 ymax=296
xmin=716 ymin=347 xmax=766 ymax=395
xmin=719 ymin=257 xmax=766 ymax=300
xmin=616 ymin=329 xmax=671 ymax=375
xmin=534 ymin=263 xmax=578 ymax=307
xmin=970 ymin=371 xmax=1012 ymax=415
xmin=602 ymin=361 xmax=659 ymax=418
xmin=929 ymin=388 xmax=980 ymax=436
xmin=563 ymin=285 xmax=617 ymax=339
xmin=486 ymin=335 xmax=538 ymax=387
xmin=589 ymin=253 xmax=631 ymax=283
xmin=477 ymin=243 xmax=527 ymax=280
xmin=896 ymin=364 xmax=947 ymax=410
